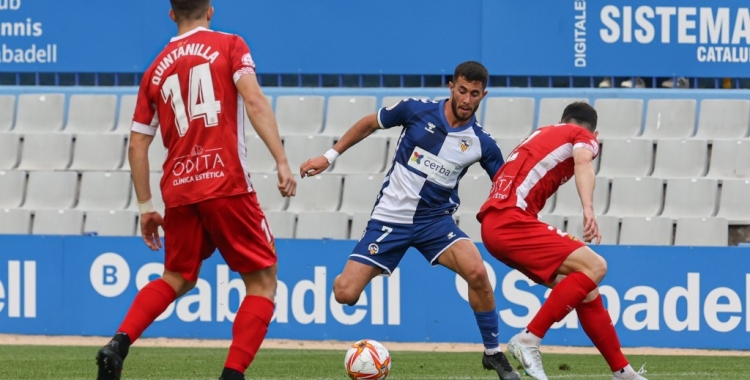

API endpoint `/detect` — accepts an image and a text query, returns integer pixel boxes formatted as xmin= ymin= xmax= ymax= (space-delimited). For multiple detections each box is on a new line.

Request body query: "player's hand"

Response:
xmin=582 ymin=208 xmax=601 ymax=245
xmin=140 ymin=212 xmax=164 ymax=251
xmin=277 ymin=162 xmax=297 ymax=197
xmin=300 ymin=156 xmax=330 ymax=178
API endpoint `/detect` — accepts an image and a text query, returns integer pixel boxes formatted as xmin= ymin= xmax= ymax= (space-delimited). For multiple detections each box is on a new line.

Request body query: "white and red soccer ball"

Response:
xmin=344 ymin=339 xmax=392 ymax=380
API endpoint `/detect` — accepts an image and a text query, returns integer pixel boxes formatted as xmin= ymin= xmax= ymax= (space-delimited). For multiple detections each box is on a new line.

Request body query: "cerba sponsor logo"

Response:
xmin=0 ymin=260 xmax=36 ymax=318
xmin=89 ymin=253 xmax=400 ymax=325
xmin=407 ymin=147 xmax=454 ymax=182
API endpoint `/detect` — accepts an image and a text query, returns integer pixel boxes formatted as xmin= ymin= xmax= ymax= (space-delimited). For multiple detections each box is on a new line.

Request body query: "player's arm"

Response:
xmin=479 ymin=135 xmax=505 ymax=180
xmin=236 ymin=74 xmax=296 ymax=197
xmin=573 ymin=147 xmax=600 ymax=245
xmin=299 ymin=114 xmax=379 ymax=178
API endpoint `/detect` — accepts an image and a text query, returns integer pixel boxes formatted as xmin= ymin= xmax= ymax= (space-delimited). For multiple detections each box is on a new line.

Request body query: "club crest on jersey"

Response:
xmin=459 ymin=138 xmax=472 ymax=152
xmin=411 ymin=152 xmax=424 ymax=164
xmin=425 ymin=122 xmax=436 ymax=133
xmin=368 ymin=243 xmax=379 ymax=255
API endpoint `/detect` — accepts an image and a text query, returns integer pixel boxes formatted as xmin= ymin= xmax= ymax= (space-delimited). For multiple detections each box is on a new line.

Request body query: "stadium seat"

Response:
xmin=287 ymin=174 xmax=343 ymax=212
xmin=482 ymin=97 xmax=535 ymax=138
xmin=114 ymin=95 xmax=137 ymax=134
xmin=245 ymin=135 xmax=277 ymax=172
xmin=0 ymin=209 xmax=31 ymax=234
xmin=674 ymin=217 xmax=728 ymax=246
xmin=660 ymin=179 xmax=718 ymax=219
xmin=323 ymin=96 xmax=377 ymax=136
xmin=596 ymin=138 xmax=653 ymax=178
xmin=565 ymin=215 xmax=619 ymax=245
xmin=84 ymin=210 xmax=138 ymax=236
xmin=349 ymin=212 xmax=371 ymax=240
xmin=716 ymin=179 xmax=750 ymax=224
xmin=695 ymin=99 xmax=750 ymax=140
xmin=148 ymin=132 xmax=167 ymax=171
xmin=331 ymin=136 xmax=388 ymax=174
xmin=340 ymin=174 xmax=385 ymax=215
xmin=23 ymin=171 xmax=78 ymax=210
xmin=76 ymin=172 xmax=132 ymax=211
xmin=284 ymin=135 xmax=335 ymax=172
xmin=251 ymin=173 xmax=288 ymax=211
xmin=537 ymin=98 xmax=588 ymax=128
xmin=295 ymin=211 xmax=349 ymax=239
xmin=651 ymin=139 xmax=708 ymax=178
xmin=457 ymin=212 xmax=482 ymax=242
xmin=593 ymin=98 xmax=644 ymax=139
xmin=0 ymin=170 xmax=26 ymax=209
xmin=14 ymin=94 xmax=65 ymax=133
xmin=457 ymin=174 xmax=492 ymax=215
xmin=619 ymin=216 xmax=673 ymax=246
xmin=642 ymin=99 xmax=697 ymax=139
xmin=32 ymin=209 xmax=84 ymax=235
xmin=65 ymin=95 xmax=117 ymax=133
xmin=127 ymin=172 xmax=165 ymax=214
xmin=0 ymin=133 xmax=20 ymax=169
xmin=606 ymin=177 xmax=664 ymax=217
xmin=273 ymin=95 xmax=324 ymax=135
xmin=17 ymin=133 xmax=73 ymax=170
xmin=264 ymin=210 xmax=296 ymax=239
xmin=381 ymin=96 xmax=426 ymax=109
xmin=705 ymin=139 xmax=750 ymax=179
xmin=551 ymin=176 xmax=610 ymax=216
xmin=0 ymin=95 xmax=15 ymax=132
xmin=496 ymin=137 xmax=523 ymax=161
xmin=69 ymin=133 xmax=126 ymax=171
xmin=376 ymin=96 xmax=423 ymax=137
xmin=539 ymin=214 xmax=565 ymax=231
xmin=540 ymin=193 xmax=556 ymax=215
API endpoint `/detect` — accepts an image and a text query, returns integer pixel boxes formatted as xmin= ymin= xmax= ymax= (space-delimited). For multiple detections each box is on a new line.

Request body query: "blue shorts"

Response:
xmin=350 ymin=216 xmax=470 ymax=274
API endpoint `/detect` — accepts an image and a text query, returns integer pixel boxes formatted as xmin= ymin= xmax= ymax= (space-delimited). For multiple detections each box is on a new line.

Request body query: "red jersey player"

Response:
xmin=478 ymin=103 xmax=647 ymax=380
xmin=96 ymin=1 xmax=296 ymax=380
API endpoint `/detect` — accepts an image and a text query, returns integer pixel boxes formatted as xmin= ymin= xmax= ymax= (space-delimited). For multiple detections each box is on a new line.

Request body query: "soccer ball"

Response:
xmin=344 ymin=339 xmax=391 ymax=379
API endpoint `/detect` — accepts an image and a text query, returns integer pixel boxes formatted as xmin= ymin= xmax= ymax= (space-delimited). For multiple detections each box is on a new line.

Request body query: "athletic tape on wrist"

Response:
xmin=138 ymin=199 xmax=156 ymax=214
xmin=324 ymin=149 xmax=340 ymax=164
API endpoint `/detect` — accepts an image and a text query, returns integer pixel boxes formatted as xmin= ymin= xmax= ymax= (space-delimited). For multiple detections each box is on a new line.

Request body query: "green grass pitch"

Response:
xmin=0 ymin=345 xmax=747 ymax=379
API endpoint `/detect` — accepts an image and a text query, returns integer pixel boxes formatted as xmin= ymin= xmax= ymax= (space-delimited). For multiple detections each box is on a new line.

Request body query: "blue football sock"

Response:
xmin=474 ymin=310 xmax=500 ymax=350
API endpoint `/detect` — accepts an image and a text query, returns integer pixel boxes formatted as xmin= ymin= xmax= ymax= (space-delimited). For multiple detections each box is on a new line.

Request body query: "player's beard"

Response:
xmin=451 ymin=98 xmax=478 ymax=122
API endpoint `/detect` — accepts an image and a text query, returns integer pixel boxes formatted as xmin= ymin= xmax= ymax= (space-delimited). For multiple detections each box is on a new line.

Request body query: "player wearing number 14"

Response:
xmin=95 ymin=1 xmax=296 ymax=380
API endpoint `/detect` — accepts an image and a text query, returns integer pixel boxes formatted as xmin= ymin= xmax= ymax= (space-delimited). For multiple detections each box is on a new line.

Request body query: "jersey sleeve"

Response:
xmin=478 ymin=130 xmax=505 ymax=178
xmin=230 ymin=35 xmax=256 ymax=83
xmin=571 ymin=128 xmax=600 ymax=158
xmin=131 ymin=74 xmax=159 ymax=136
xmin=376 ymin=98 xmax=415 ymax=129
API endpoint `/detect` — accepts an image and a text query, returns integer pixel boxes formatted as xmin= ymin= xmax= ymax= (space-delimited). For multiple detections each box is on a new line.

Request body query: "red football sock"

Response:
xmin=577 ymin=295 xmax=629 ymax=372
xmin=527 ymin=272 xmax=597 ymax=338
xmin=224 ymin=296 xmax=275 ymax=373
xmin=117 ymin=278 xmax=177 ymax=343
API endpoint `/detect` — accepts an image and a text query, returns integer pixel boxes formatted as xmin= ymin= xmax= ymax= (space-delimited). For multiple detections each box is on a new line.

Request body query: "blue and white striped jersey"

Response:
xmin=370 ymin=98 xmax=504 ymax=224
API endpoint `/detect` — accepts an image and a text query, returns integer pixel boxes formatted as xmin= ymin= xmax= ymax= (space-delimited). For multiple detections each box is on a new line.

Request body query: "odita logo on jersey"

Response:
xmin=407 ymin=147 xmax=456 ymax=186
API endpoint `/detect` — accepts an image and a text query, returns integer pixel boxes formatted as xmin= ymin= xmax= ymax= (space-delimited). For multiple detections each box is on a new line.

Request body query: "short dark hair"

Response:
xmin=561 ymin=102 xmax=598 ymax=132
xmin=170 ymin=0 xmax=210 ymax=21
xmin=453 ymin=61 xmax=489 ymax=89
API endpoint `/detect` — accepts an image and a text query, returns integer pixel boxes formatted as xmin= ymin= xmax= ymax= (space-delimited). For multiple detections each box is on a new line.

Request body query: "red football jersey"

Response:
xmin=478 ymin=124 xmax=599 ymax=219
xmin=131 ymin=27 xmax=257 ymax=208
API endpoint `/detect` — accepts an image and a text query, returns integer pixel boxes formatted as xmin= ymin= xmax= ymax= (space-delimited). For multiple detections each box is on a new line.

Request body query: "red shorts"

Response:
xmin=163 ymin=192 xmax=276 ymax=281
xmin=480 ymin=207 xmax=585 ymax=285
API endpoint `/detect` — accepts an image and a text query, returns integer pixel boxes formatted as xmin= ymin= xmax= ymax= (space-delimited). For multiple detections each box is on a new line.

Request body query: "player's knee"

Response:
xmin=588 ymin=255 xmax=608 ymax=283
xmin=463 ymin=263 xmax=491 ymax=290
xmin=333 ymin=277 xmax=359 ymax=305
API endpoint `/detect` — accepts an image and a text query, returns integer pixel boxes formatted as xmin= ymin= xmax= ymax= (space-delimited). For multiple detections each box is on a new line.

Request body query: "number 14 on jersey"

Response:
xmin=160 ymin=62 xmax=222 ymax=137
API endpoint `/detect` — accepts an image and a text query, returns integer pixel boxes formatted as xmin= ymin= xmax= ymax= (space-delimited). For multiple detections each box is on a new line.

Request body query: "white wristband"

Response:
xmin=138 ymin=199 xmax=157 ymax=214
xmin=323 ymin=149 xmax=340 ymax=164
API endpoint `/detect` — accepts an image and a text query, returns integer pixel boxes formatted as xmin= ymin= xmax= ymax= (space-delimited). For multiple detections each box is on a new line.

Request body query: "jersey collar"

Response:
xmin=170 ymin=26 xmax=211 ymax=42
xmin=438 ymin=99 xmax=476 ymax=133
